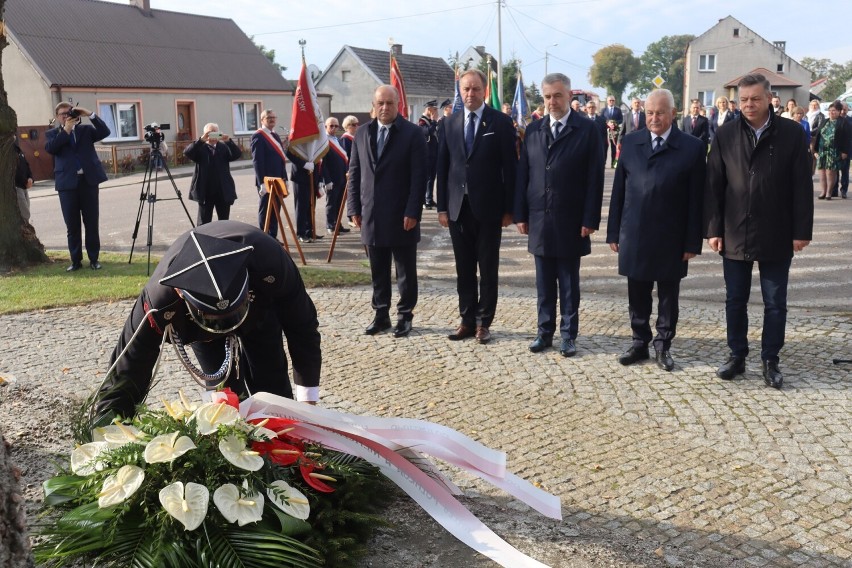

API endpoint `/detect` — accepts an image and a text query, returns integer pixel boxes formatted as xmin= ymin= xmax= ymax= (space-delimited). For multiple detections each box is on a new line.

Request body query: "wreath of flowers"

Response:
xmin=35 ymin=389 xmax=388 ymax=568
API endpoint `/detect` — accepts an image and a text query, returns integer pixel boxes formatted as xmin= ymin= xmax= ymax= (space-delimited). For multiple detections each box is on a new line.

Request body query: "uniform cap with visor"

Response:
xmin=159 ymin=232 xmax=254 ymax=334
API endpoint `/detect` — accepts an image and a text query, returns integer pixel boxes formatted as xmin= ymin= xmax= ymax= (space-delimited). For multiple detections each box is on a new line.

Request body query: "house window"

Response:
xmin=777 ymin=63 xmax=784 ymax=73
xmin=233 ymin=101 xmax=260 ymax=134
xmin=697 ymin=91 xmax=715 ymax=108
xmin=98 ymin=102 xmax=140 ymax=141
xmin=733 ymin=28 xmax=739 ymax=38
xmin=698 ymin=54 xmax=716 ymax=72
xmin=341 ymin=70 xmax=350 ymax=82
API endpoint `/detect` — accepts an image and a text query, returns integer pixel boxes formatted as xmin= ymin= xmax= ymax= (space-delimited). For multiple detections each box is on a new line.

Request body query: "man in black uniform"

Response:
xmin=92 ymin=220 xmax=322 ymax=424
xmin=419 ymin=100 xmax=439 ymax=209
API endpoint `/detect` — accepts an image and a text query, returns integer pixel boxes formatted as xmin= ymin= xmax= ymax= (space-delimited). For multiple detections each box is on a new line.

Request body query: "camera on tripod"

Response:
xmin=143 ymin=122 xmax=170 ymax=146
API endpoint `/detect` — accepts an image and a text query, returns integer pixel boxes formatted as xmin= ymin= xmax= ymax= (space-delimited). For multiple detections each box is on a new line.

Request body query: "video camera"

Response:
xmin=143 ymin=122 xmax=170 ymax=147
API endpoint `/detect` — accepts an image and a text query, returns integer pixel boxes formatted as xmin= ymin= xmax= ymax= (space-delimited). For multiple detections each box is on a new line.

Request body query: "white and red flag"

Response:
xmin=390 ymin=54 xmax=409 ymax=120
xmin=289 ymin=58 xmax=328 ymax=162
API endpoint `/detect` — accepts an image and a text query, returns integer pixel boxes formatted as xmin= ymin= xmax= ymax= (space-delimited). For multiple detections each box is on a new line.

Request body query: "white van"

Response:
xmin=820 ymin=90 xmax=852 ymax=113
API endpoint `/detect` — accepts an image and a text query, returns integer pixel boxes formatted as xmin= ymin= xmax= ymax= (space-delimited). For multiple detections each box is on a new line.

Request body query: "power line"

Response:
xmin=507 ymin=5 xmax=606 ymax=47
xmin=251 ymin=2 xmax=493 ymax=35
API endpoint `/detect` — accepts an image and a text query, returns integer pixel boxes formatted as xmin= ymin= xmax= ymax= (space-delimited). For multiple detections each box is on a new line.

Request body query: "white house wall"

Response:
xmin=3 ymin=39 xmax=55 ymax=126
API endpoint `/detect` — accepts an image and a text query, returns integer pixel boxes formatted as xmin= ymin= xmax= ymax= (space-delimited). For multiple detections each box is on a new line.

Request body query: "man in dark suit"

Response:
xmin=251 ymin=109 xmax=288 ymax=237
xmin=419 ymin=100 xmax=439 ymax=209
xmin=621 ymin=98 xmax=646 ymax=138
xmin=585 ymin=100 xmax=608 ymax=162
xmin=45 ymin=102 xmax=111 ymax=271
xmin=287 ymin=148 xmax=323 ymax=243
xmin=602 ymin=95 xmax=623 ymax=167
xmin=607 ymin=89 xmax=706 ymax=372
xmin=515 ymin=72 xmax=604 ymax=357
xmin=682 ymin=99 xmax=710 ymax=146
xmin=347 ymin=85 xmax=426 ymax=338
xmin=320 ymin=116 xmax=349 ymax=234
xmin=436 ymin=69 xmax=517 ymax=344
xmin=184 ymin=123 xmax=242 ymax=226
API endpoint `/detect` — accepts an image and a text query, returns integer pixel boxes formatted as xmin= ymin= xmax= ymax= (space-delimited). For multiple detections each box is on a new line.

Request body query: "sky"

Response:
xmin=108 ymin=0 xmax=851 ymax=96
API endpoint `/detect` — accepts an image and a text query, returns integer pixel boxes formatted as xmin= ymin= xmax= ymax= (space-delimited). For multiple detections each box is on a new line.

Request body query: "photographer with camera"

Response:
xmin=183 ymin=122 xmax=242 ymax=225
xmin=45 ymin=101 xmax=111 ymax=271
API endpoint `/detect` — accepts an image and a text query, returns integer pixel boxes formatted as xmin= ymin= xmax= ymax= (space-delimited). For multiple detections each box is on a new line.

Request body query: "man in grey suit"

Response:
xmin=621 ymin=98 xmax=646 ymax=138
xmin=515 ymin=72 xmax=604 ymax=356
xmin=347 ymin=85 xmax=427 ymax=338
xmin=436 ymin=69 xmax=518 ymax=345
xmin=607 ymin=89 xmax=706 ymax=372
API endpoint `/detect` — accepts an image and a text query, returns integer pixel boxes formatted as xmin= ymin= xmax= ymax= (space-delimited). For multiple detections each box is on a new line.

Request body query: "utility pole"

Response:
xmin=545 ymin=43 xmax=557 ymax=76
xmin=496 ymin=0 xmax=503 ymax=105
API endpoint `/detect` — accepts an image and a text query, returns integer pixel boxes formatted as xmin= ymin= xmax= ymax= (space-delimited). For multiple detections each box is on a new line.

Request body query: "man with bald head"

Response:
xmin=607 ymin=89 xmax=706 ymax=372
xmin=347 ymin=85 xmax=426 ymax=338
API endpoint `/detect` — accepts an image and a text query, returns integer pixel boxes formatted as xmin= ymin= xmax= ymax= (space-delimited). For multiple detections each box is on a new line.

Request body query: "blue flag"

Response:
xmin=511 ymin=71 xmax=530 ymax=135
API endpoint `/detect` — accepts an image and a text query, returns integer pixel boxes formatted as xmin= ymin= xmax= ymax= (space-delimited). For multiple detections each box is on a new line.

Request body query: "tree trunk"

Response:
xmin=0 ymin=431 xmax=32 ymax=568
xmin=0 ymin=0 xmax=48 ymax=271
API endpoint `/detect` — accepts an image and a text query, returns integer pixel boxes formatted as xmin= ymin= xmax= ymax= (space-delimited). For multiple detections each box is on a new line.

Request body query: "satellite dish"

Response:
xmin=308 ymin=64 xmax=322 ymax=81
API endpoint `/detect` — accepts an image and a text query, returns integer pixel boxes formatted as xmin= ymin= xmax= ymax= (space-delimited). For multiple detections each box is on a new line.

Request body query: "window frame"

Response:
xmin=232 ymin=100 xmax=262 ymax=135
xmin=698 ymin=54 xmax=717 ymax=72
xmin=97 ymin=100 xmax=142 ymax=142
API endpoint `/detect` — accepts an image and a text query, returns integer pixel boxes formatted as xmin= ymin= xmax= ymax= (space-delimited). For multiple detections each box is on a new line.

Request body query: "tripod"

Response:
xmin=129 ymin=144 xmax=194 ymax=274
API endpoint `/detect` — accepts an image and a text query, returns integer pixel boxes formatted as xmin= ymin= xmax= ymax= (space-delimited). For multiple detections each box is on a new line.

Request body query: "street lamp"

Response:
xmin=544 ymin=43 xmax=557 ymax=76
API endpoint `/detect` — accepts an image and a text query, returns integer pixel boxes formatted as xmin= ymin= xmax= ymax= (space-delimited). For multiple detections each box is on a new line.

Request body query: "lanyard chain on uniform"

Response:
xmin=166 ymin=323 xmax=239 ymax=390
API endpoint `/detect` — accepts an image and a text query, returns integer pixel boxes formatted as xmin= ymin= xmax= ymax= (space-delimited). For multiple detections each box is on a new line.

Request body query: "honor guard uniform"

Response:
xmin=92 ymin=220 xmax=322 ymax=425
xmin=420 ymin=100 xmax=440 ymax=208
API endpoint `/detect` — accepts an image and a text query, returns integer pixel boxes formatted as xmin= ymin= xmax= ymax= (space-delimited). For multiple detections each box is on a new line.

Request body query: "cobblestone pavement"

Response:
xmin=10 ymin=167 xmax=852 ymax=566
xmin=3 ymin=282 xmax=852 ymax=567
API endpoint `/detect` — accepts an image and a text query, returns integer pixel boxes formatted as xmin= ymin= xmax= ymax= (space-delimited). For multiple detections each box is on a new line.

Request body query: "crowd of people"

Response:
xmin=36 ymin=71 xmax=831 ymax=415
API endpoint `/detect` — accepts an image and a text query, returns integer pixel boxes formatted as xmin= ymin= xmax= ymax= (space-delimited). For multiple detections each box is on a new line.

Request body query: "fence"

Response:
xmin=96 ymin=136 xmax=253 ymax=178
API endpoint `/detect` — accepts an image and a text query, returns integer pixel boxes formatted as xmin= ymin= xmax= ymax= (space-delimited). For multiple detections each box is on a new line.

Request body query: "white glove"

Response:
xmin=325 ymin=182 xmax=333 ymax=191
xmin=303 ymin=161 xmax=315 ymax=172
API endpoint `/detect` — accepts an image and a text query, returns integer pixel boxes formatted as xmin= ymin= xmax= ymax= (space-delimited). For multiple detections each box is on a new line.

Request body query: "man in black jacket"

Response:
xmin=704 ymin=73 xmax=814 ymax=389
xmin=184 ymin=123 xmax=242 ymax=225
xmin=92 ymin=220 xmax=322 ymax=425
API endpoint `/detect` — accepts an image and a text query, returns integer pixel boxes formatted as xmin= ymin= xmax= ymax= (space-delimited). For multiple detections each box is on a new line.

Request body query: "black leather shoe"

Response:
xmin=763 ymin=360 xmax=783 ymax=389
xmin=392 ymin=319 xmax=412 ymax=338
xmin=298 ymin=236 xmax=312 ymax=243
xmin=66 ymin=262 xmax=83 ymax=272
xmin=655 ymin=350 xmax=674 ymax=372
xmin=716 ymin=355 xmax=745 ymax=380
xmin=618 ymin=346 xmax=649 ymax=366
xmin=560 ymin=338 xmax=576 ymax=357
xmin=529 ymin=336 xmax=552 ymax=353
xmin=90 ymin=260 xmax=102 ymax=270
xmin=365 ymin=316 xmax=391 ymax=335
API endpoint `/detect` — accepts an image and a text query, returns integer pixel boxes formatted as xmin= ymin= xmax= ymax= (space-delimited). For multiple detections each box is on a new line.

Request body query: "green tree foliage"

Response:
xmin=631 ymin=35 xmax=694 ymax=109
xmin=526 ymin=81 xmax=543 ymax=107
xmin=589 ymin=45 xmax=641 ymax=106
xmin=251 ymin=37 xmax=287 ymax=75
xmin=476 ymin=56 xmax=522 ymax=105
xmin=801 ymin=56 xmax=852 ymax=101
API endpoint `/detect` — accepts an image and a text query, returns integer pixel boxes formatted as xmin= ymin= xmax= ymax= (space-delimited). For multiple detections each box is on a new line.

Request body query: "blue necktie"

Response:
xmin=465 ymin=113 xmax=476 ymax=155
xmin=377 ymin=126 xmax=387 ymax=159
xmin=653 ymin=136 xmax=663 ymax=153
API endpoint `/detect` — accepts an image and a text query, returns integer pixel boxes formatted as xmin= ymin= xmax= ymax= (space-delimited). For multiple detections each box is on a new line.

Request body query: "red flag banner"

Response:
xmin=289 ymin=59 xmax=328 ymax=162
xmin=390 ymin=54 xmax=409 ymax=120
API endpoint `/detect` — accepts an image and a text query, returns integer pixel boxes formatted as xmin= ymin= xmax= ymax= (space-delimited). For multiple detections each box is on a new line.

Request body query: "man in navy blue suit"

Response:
xmin=436 ymin=69 xmax=517 ymax=345
xmin=251 ymin=109 xmax=288 ymax=237
xmin=515 ymin=72 xmax=604 ymax=357
xmin=682 ymin=99 xmax=710 ymax=147
xmin=607 ymin=89 xmax=705 ymax=372
xmin=45 ymin=102 xmax=110 ymax=271
xmin=602 ymin=95 xmax=623 ymax=168
xmin=347 ymin=85 xmax=426 ymax=338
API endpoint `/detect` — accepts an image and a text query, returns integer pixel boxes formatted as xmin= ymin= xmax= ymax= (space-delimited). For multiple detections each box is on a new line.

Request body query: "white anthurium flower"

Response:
xmin=92 ymin=423 xmax=145 ymax=446
xmin=214 ymin=483 xmax=265 ymax=526
xmin=194 ymin=402 xmax=240 ymax=435
xmin=70 ymin=441 xmax=111 ymax=475
xmin=98 ymin=465 xmax=144 ymax=508
xmin=219 ymin=435 xmax=264 ymax=471
xmin=238 ymin=419 xmax=277 ymax=441
xmin=144 ymin=432 xmax=197 ymax=464
xmin=267 ymin=480 xmax=310 ymax=520
xmin=159 ymin=481 xmax=209 ymax=531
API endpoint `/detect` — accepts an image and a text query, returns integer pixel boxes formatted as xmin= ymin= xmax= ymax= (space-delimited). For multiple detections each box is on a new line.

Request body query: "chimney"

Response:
xmin=130 ymin=0 xmax=152 ymax=16
xmin=391 ymin=44 xmax=402 ymax=57
xmin=774 ymin=41 xmax=786 ymax=52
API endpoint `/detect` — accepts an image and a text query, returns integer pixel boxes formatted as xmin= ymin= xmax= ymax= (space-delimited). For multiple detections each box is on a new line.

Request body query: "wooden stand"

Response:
xmin=263 ymin=176 xmax=306 ymax=266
